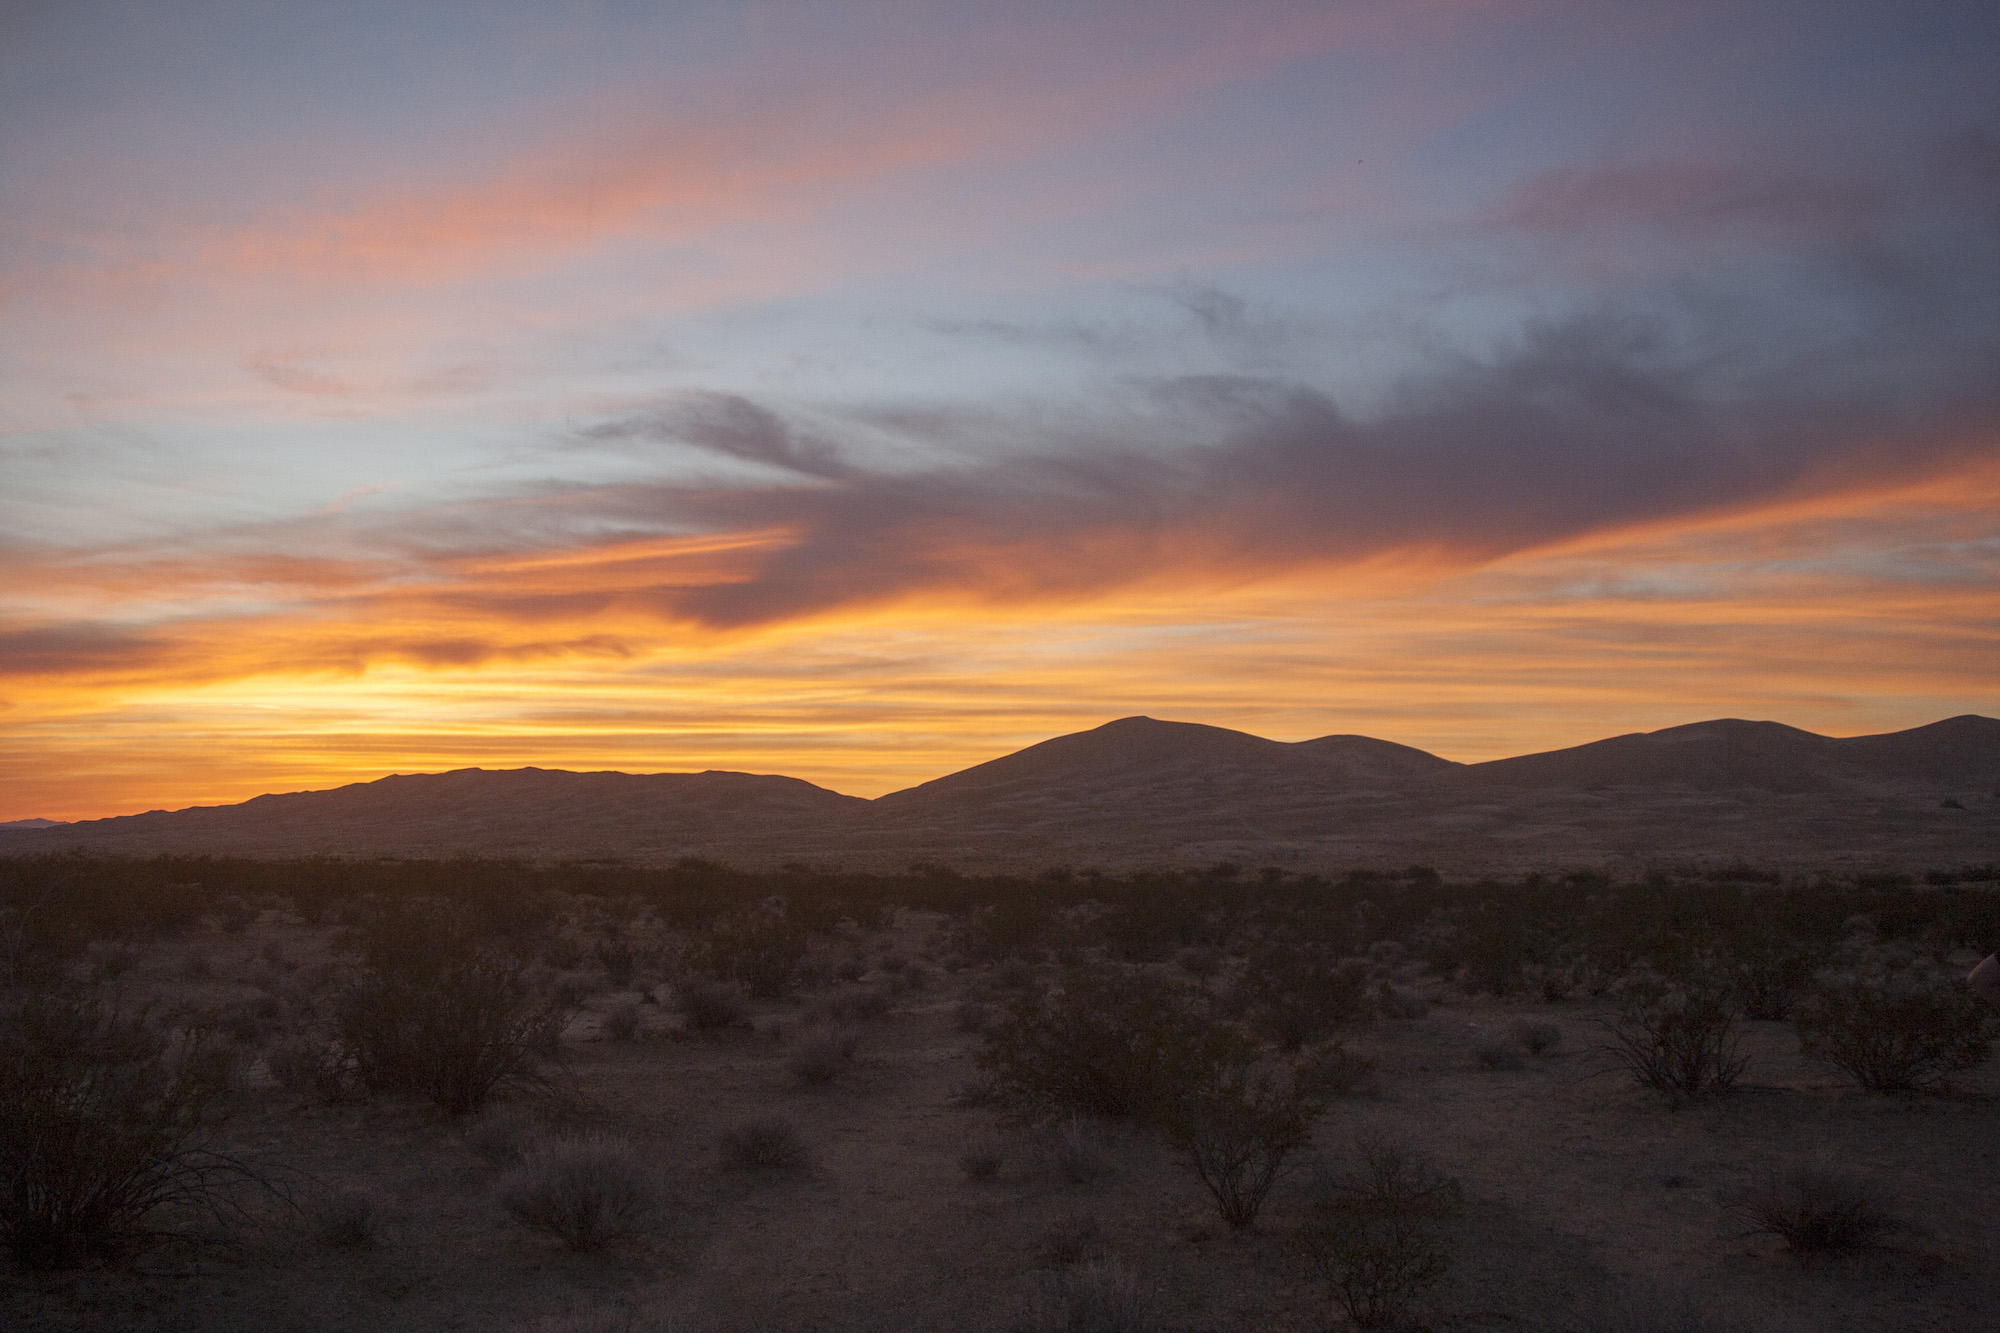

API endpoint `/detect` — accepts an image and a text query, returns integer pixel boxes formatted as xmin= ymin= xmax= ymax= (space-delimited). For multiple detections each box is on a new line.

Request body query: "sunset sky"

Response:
xmin=3 ymin=0 xmax=1996 ymax=820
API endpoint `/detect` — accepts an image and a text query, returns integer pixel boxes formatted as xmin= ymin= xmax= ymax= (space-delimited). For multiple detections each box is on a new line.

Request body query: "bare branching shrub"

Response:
xmin=1038 ymin=1210 xmax=1105 ymax=1266
xmin=1157 ymin=1033 xmax=1329 ymax=1228
xmin=1602 ymin=966 xmax=1745 ymax=1097
xmin=593 ymin=942 xmax=639 ymax=989
xmin=0 ymin=994 xmax=257 ymax=1269
xmin=1296 ymin=1142 xmax=1463 ymax=1330
xmin=500 ymin=1135 xmax=658 ymax=1251
xmin=1510 ymin=1019 xmax=1562 ymax=1055
xmin=1014 ymin=1260 xmax=1156 ymax=1333
xmin=787 ymin=1027 xmax=859 ymax=1085
xmin=674 ymin=975 xmax=751 ymax=1032
xmin=980 ymin=966 xmax=1220 ymax=1120
xmin=1793 ymin=946 xmax=1996 ymax=1091
xmin=337 ymin=949 xmax=573 ymax=1117
xmin=720 ymin=1117 xmax=809 ymax=1171
xmin=266 ymin=1034 xmax=359 ymax=1104
xmin=1730 ymin=1162 xmax=1899 ymax=1253
xmin=1242 ymin=946 xmax=1372 ymax=1050
xmin=462 ymin=1104 xmax=541 ymax=1168
xmin=600 ymin=1002 xmax=641 ymax=1043
xmin=958 ymin=1138 xmax=1006 ymax=1181
xmin=308 ymin=1189 xmax=379 ymax=1250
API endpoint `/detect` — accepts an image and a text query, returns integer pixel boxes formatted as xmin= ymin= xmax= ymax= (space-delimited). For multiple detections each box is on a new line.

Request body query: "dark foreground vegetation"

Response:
xmin=1 ymin=851 xmax=1996 ymax=1330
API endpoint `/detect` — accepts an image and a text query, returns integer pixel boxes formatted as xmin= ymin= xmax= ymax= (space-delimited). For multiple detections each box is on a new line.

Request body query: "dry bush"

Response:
xmin=1295 ymin=1141 xmax=1463 ymax=1329
xmin=335 ymin=938 xmax=574 ymax=1117
xmin=1475 ymin=1039 xmax=1524 ymax=1070
xmin=0 ymin=994 xmax=258 ymax=1269
xmin=600 ymin=1002 xmax=641 ymax=1043
xmin=1730 ymin=1162 xmax=1899 ymax=1253
xmin=1241 ymin=946 xmax=1373 ymax=1051
xmin=462 ymin=1104 xmax=541 ymax=1168
xmin=593 ymin=942 xmax=640 ymax=989
xmin=958 ymin=1138 xmax=1006 ymax=1181
xmin=1157 ymin=1035 xmax=1329 ymax=1228
xmin=719 ymin=1117 xmax=809 ymax=1171
xmin=1602 ymin=967 xmax=1745 ymax=1097
xmin=307 ymin=1189 xmax=378 ymax=1250
xmin=787 ymin=1027 xmax=859 ymax=1085
xmin=1793 ymin=948 xmax=1996 ymax=1091
xmin=1510 ymin=1019 xmax=1562 ymax=1055
xmin=499 ymin=1135 xmax=658 ymax=1251
xmin=674 ymin=975 xmax=751 ymax=1032
xmin=1376 ymin=984 xmax=1429 ymax=1020
xmin=266 ymin=1033 xmax=360 ymax=1104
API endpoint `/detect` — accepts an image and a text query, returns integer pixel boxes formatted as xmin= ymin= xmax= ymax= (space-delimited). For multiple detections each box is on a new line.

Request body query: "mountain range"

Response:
xmin=4 ymin=715 xmax=1996 ymax=873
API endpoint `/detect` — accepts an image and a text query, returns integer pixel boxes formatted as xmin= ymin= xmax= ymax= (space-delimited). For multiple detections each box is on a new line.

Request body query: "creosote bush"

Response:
xmin=0 ymin=994 xmax=255 ymax=1269
xmin=1156 ymin=1035 xmax=1332 ymax=1228
xmin=500 ymin=1135 xmax=658 ymax=1252
xmin=308 ymin=1189 xmax=379 ymax=1250
xmin=1510 ymin=1019 xmax=1562 ymax=1055
xmin=462 ymin=1104 xmax=541 ymax=1168
xmin=1793 ymin=946 xmax=1996 ymax=1091
xmin=1731 ymin=1162 xmax=1899 ymax=1253
xmin=959 ymin=1139 xmax=1006 ymax=1181
xmin=1602 ymin=965 xmax=1745 ymax=1097
xmin=1295 ymin=1141 xmax=1463 ymax=1330
xmin=600 ymin=1002 xmax=641 ymax=1042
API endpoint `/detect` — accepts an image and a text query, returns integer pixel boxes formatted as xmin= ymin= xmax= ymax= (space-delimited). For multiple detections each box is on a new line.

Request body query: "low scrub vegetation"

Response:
xmin=1295 ymin=1141 xmax=1464 ymax=1329
xmin=719 ymin=1117 xmax=809 ymax=1171
xmin=1730 ymin=1162 xmax=1900 ymax=1253
xmin=1602 ymin=965 xmax=1746 ymax=1097
xmin=499 ymin=1135 xmax=659 ymax=1252
xmin=1793 ymin=945 xmax=1996 ymax=1091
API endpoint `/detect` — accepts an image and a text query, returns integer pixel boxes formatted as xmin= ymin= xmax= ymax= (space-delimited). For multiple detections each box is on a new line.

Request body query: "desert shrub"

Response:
xmin=980 ymin=966 xmax=1223 ymax=1120
xmin=1510 ymin=1018 xmax=1562 ymax=1055
xmin=1295 ymin=1141 xmax=1463 ymax=1329
xmin=719 ymin=1117 xmax=809 ymax=1170
xmin=307 ymin=1189 xmax=379 ymax=1250
xmin=1730 ymin=1162 xmax=1898 ymax=1252
xmin=336 ymin=949 xmax=573 ymax=1116
xmin=500 ymin=1136 xmax=658 ymax=1251
xmin=1601 ymin=965 xmax=1745 ymax=1097
xmin=1241 ymin=945 xmax=1373 ymax=1050
xmin=675 ymin=975 xmax=751 ymax=1032
xmin=600 ymin=1002 xmax=641 ymax=1042
xmin=814 ymin=985 xmax=893 ymax=1024
xmin=787 ymin=1027 xmax=859 ymax=1085
xmin=84 ymin=937 xmax=143 ymax=982
xmin=266 ymin=1033 xmax=360 ymax=1104
xmin=1475 ymin=1039 xmax=1524 ymax=1071
xmin=1037 ymin=1210 xmax=1105 ymax=1266
xmin=462 ymin=1104 xmax=541 ymax=1168
xmin=1014 ymin=1260 xmax=1156 ymax=1333
xmin=0 ymin=994 xmax=255 ymax=1268
xmin=696 ymin=907 xmax=808 ymax=999
xmin=1793 ymin=947 xmax=1996 ymax=1091
xmin=594 ymin=942 xmax=640 ymax=989
xmin=1375 ymin=984 xmax=1429 ymax=1020
xmin=959 ymin=1138 xmax=1006 ymax=1181
xmin=1155 ymin=1032 xmax=1331 ymax=1228
xmin=1043 ymin=1116 xmax=1115 ymax=1185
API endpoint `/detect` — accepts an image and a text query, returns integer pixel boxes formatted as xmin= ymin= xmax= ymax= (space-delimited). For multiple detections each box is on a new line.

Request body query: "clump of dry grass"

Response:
xmin=787 ymin=1026 xmax=859 ymax=1085
xmin=674 ymin=976 xmax=750 ymax=1032
xmin=461 ymin=1104 xmax=541 ymax=1168
xmin=719 ymin=1117 xmax=809 ymax=1171
xmin=1510 ymin=1019 xmax=1562 ymax=1055
xmin=1730 ymin=1162 xmax=1899 ymax=1253
xmin=498 ymin=1135 xmax=658 ymax=1251
xmin=600 ymin=1002 xmax=641 ymax=1042
xmin=1013 ymin=1260 xmax=1156 ymax=1333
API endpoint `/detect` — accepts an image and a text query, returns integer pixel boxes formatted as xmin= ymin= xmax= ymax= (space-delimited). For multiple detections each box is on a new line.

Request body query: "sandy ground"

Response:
xmin=4 ymin=912 xmax=1995 ymax=1332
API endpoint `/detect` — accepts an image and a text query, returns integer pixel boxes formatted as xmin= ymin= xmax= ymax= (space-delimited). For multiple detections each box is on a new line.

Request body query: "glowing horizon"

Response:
xmin=4 ymin=2 xmax=1996 ymax=821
